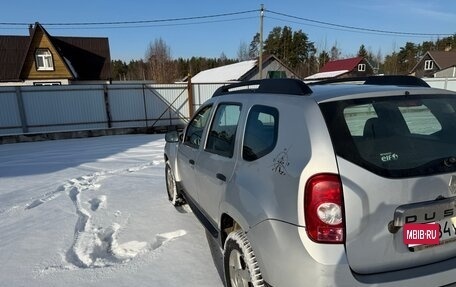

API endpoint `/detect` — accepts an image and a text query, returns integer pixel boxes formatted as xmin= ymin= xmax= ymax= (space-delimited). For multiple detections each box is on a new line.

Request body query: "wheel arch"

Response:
xmin=219 ymin=209 xmax=249 ymax=247
xmin=164 ymin=143 xmax=181 ymax=182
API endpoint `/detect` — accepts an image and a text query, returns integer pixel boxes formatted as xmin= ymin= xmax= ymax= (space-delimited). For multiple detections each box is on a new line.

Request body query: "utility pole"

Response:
xmin=259 ymin=4 xmax=264 ymax=79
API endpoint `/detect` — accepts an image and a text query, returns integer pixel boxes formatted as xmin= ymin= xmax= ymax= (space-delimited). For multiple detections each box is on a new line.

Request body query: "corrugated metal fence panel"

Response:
xmin=145 ymin=84 xmax=189 ymax=127
xmin=425 ymin=79 xmax=447 ymax=90
xmin=193 ymin=83 xmax=227 ymax=110
xmin=107 ymin=85 xmax=147 ymax=128
xmin=424 ymin=78 xmax=456 ymax=92
xmin=448 ymin=79 xmax=456 ymax=92
xmin=21 ymin=85 xmax=107 ymax=133
xmin=0 ymin=87 xmax=22 ymax=135
xmin=0 ymin=83 xmax=223 ymax=136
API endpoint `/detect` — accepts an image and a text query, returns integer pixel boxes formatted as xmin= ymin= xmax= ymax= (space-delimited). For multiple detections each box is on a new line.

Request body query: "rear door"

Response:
xmin=320 ymin=93 xmax=456 ymax=274
xmin=177 ymin=105 xmax=213 ymax=202
xmin=195 ymin=103 xmax=242 ymax=225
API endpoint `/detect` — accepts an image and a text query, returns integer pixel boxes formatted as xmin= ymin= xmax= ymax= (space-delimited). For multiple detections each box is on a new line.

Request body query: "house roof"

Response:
xmin=189 ymin=55 xmax=298 ymax=83
xmin=304 ymin=70 xmax=349 ymax=81
xmin=51 ymin=36 xmax=111 ymax=80
xmin=0 ymin=36 xmax=29 ymax=81
xmin=427 ymin=51 xmax=456 ymax=70
xmin=190 ymin=60 xmax=257 ymax=83
xmin=0 ymin=23 xmax=111 ymax=82
xmin=319 ymin=57 xmax=364 ymax=73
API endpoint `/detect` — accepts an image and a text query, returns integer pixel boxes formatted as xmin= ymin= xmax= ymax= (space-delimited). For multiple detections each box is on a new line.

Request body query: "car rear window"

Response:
xmin=320 ymin=94 xmax=456 ymax=178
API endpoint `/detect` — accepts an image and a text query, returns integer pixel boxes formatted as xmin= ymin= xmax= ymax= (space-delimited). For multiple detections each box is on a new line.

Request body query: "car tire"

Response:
xmin=224 ymin=230 xmax=264 ymax=287
xmin=165 ymin=162 xmax=184 ymax=206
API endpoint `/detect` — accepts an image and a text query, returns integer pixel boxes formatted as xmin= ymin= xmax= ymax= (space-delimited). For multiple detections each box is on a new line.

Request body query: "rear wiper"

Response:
xmin=416 ymin=156 xmax=456 ymax=172
xmin=444 ymin=156 xmax=456 ymax=167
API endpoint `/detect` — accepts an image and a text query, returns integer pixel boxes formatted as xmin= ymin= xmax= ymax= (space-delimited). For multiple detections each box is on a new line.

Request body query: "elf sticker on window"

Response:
xmin=380 ymin=152 xmax=399 ymax=162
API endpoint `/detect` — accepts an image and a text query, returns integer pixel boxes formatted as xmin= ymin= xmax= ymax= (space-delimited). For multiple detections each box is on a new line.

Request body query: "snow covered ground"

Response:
xmin=0 ymin=134 xmax=224 ymax=287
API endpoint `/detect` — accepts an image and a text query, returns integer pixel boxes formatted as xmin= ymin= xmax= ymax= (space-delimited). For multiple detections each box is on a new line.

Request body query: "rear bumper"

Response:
xmin=247 ymin=219 xmax=456 ymax=287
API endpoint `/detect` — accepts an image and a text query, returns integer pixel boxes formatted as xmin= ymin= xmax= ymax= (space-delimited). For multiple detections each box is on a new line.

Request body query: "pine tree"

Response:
xmin=357 ymin=45 xmax=368 ymax=58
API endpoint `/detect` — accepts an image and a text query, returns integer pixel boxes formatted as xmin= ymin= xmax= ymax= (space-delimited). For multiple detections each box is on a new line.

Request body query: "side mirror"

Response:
xmin=165 ymin=130 xmax=180 ymax=143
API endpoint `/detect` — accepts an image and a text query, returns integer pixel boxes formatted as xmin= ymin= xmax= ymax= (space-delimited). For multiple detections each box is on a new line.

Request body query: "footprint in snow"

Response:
xmin=88 ymin=195 xmax=107 ymax=211
xmin=151 ymin=230 xmax=187 ymax=250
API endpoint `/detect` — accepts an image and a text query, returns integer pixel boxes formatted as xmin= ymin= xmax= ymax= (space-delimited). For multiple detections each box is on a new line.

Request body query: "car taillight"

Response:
xmin=304 ymin=174 xmax=344 ymax=243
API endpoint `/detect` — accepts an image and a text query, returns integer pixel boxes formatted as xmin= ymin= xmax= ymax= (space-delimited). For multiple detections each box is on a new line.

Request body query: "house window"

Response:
xmin=35 ymin=49 xmax=54 ymax=71
xmin=358 ymin=64 xmax=366 ymax=72
xmin=424 ymin=60 xmax=434 ymax=71
xmin=267 ymin=71 xmax=287 ymax=79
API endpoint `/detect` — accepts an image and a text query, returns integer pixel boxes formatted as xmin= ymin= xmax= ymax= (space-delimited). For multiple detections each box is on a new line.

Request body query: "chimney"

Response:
xmin=28 ymin=24 xmax=33 ymax=36
xmin=445 ymin=43 xmax=452 ymax=52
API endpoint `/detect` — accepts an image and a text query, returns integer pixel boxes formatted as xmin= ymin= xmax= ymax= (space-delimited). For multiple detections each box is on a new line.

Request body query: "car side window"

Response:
xmin=243 ymin=105 xmax=279 ymax=161
xmin=205 ymin=104 xmax=241 ymax=158
xmin=184 ymin=105 xmax=213 ymax=149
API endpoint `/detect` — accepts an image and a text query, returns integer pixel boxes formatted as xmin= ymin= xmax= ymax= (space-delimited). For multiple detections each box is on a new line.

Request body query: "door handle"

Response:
xmin=216 ymin=173 xmax=226 ymax=182
xmin=189 ymin=159 xmax=195 ymax=165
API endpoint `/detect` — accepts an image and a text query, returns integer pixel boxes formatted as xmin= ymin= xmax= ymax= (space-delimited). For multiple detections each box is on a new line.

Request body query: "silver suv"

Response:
xmin=164 ymin=77 xmax=456 ymax=287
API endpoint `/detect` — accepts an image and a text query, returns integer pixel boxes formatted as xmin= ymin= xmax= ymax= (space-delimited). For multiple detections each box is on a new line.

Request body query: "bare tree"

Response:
xmin=330 ymin=41 xmax=342 ymax=60
xmin=237 ymin=41 xmax=250 ymax=61
xmin=219 ymin=52 xmax=228 ymax=65
xmin=145 ymin=38 xmax=177 ymax=83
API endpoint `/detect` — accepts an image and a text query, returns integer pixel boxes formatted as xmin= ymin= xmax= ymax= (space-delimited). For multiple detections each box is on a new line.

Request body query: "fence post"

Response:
xmin=142 ymin=84 xmax=148 ymax=128
xmin=103 ymin=84 xmax=112 ymax=128
xmin=187 ymin=74 xmax=194 ymax=118
xmin=15 ymin=87 xmax=29 ymax=133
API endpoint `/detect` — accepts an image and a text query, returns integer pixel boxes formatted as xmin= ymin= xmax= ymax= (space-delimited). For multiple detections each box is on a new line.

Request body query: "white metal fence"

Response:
xmin=1 ymin=78 xmax=455 ymax=137
xmin=423 ymin=78 xmax=456 ymax=91
xmin=0 ymin=83 xmax=226 ymax=136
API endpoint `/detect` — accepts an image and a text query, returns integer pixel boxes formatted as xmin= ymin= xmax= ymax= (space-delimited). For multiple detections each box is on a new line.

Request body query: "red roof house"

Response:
xmin=305 ymin=56 xmax=374 ymax=81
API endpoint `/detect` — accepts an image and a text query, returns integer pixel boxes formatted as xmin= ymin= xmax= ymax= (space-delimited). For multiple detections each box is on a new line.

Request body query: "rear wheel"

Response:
xmin=165 ymin=163 xmax=184 ymax=206
xmin=224 ymin=230 xmax=264 ymax=287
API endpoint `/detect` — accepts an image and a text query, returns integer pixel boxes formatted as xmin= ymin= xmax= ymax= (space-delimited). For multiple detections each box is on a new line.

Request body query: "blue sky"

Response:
xmin=1 ymin=0 xmax=456 ymax=62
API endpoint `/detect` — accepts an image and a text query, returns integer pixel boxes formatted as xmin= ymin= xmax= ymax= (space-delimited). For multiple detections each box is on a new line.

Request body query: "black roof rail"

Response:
xmin=364 ymin=75 xmax=430 ymax=87
xmin=309 ymin=75 xmax=430 ymax=88
xmin=308 ymin=77 xmax=368 ymax=85
xmin=212 ymin=78 xmax=313 ymax=97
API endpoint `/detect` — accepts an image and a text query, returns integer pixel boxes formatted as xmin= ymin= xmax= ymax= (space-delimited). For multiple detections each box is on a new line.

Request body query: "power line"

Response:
xmin=266 ymin=9 xmax=454 ymax=37
xmin=266 ymin=16 xmax=440 ymax=39
xmin=0 ymin=10 xmax=258 ymax=27
xmin=1 ymin=7 xmax=452 ymax=39
xmin=44 ymin=17 xmax=256 ymax=30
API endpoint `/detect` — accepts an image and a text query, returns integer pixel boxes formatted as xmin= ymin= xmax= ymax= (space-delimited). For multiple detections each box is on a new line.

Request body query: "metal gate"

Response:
xmin=0 ymin=82 xmax=228 ymax=137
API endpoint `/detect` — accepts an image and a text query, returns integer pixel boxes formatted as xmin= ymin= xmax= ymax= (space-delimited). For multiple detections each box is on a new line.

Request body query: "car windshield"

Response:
xmin=319 ymin=94 xmax=456 ymax=178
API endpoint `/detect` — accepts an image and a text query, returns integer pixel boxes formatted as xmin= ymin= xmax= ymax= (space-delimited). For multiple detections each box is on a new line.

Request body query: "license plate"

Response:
xmin=408 ymin=218 xmax=456 ymax=251
xmin=439 ymin=218 xmax=456 ymax=242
